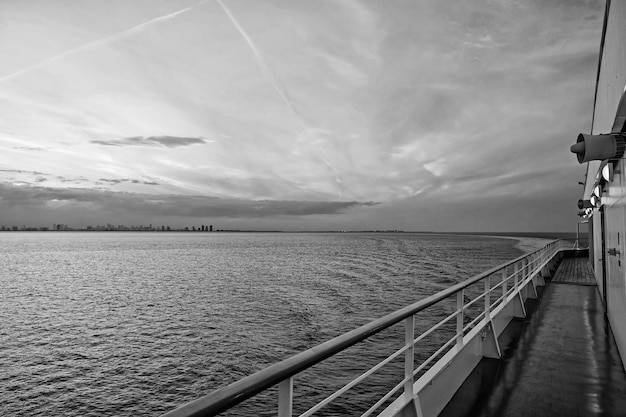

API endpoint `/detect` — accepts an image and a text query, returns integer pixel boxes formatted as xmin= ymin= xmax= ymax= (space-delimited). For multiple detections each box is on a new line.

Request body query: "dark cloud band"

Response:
xmin=98 ymin=178 xmax=159 ymax=185
xmin=0 ymin=183 xmax=378 ymax=218
xmin=91 ymin=135 xmax=207 ymax=148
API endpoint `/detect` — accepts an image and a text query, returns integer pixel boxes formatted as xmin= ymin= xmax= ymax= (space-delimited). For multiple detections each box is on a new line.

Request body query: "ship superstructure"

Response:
xmin=572 ymin=0 xmax=626 ymax=366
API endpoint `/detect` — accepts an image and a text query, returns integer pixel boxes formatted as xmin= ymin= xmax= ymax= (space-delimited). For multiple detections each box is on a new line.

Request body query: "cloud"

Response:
xmin=97 ymin=178 xmax=159 ymax=186
xmin=0 ymin=169 xmax=45 ymax=175
xmin=316 ymin=51 xmax=369 ymax=83
xmin=463 ymin=34 xmax=503 ymax=50
xmin=0 ymin=183 xmax=378 ymax=220
xmin=11 ymin=146 xmax=50 ymax=151
xmin=423 ymin=158 xmax=446 ymax=177
xmin=0 ymin=169 xmax=161 ymax=191
xmin=91 ymin=135 xmax=208 ymax=148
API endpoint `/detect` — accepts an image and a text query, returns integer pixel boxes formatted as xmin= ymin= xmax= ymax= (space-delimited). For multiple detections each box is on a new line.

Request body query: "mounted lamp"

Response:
xmin=593 ymin=184 xmax=603 ymax=198
xmin=577 ymin=199 xmax=594 ymax=209
xmin=602 ymin=162 xmax=614 ymax=182
xmin=570 ymin=133 xmax=626 ymax=163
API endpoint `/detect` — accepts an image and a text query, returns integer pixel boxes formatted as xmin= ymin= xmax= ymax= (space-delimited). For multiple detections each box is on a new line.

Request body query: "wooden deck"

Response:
xmin=441 ymin=256 xmax=626 ymax=417
xmin=551 ymin=256 xmax=597 ymax=285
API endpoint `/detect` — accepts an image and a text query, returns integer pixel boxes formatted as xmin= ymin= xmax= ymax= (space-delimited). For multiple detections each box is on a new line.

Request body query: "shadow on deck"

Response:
xmin=440 ymin=255 xmax=626 ymax=417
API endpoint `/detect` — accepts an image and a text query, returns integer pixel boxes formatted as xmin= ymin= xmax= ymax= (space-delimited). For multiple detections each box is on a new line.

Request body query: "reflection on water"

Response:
xmin=0 ymin=232 xmax=545 ymax=416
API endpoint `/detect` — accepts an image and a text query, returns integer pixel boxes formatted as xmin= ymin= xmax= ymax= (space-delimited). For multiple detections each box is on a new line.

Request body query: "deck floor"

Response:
xmin=551 ymin=256 xmax=596 ymax=285
xmin=440 ymin=257 xmax=626 ymax=417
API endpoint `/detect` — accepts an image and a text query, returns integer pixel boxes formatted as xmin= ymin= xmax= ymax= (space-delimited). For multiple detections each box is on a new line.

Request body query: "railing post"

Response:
xmin=502 ymin=268 xmax=508 ymax=299
xmin=456 ymin=290 xmax=464 ymax=348
xmin=524 ymin=258 xmax=529 ymax=282
xmin=278 ymin=377 xmax=293 ymax=417
xmin=404 ymin=315 xmax=415 ymax=401
xmin=514 ymin=262 xmax=519 ymax=292
xmin=484 ymin=274 xmax=491 ymax=321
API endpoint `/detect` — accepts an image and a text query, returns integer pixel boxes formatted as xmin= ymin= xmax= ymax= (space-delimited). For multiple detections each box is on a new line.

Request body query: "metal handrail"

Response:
xmin=162 ymin=239 xmax=569 ymax=417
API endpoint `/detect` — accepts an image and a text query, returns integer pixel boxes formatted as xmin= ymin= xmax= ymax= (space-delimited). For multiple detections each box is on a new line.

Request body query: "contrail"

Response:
xmin=215 ymin=0 xmax=305 ymax=130
xmin=215 ymin=0 xmax=344 ymax=195
xmin=0 ymin=2 xmax=207 ymax=84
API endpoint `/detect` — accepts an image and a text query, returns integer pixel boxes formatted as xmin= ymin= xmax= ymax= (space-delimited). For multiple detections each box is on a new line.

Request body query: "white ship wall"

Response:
xmin=591 ymin=214 xmax=603 ymax=297
xmin=589 ymin=0 xmax=626 ymax=365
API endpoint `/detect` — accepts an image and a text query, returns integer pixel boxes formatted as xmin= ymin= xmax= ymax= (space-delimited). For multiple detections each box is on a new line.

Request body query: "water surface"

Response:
xmin=0 ymin=232 xmax=547 ymax=416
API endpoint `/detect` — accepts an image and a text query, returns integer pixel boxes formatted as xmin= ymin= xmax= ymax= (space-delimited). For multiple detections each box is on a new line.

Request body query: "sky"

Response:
xmin=0 ymin=0 xmax=603 ymax=232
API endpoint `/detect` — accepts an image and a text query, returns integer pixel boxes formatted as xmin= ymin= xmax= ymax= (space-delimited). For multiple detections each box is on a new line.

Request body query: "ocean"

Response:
xmin=0 ymin=232 xmax=551 ymax=416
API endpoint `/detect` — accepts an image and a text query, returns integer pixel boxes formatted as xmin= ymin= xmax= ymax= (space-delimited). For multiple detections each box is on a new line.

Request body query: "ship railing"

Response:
xmin=162 ymin=239 xmax=572 ymax=417
xmin=574 ymin=237 xmax=589 ymax=249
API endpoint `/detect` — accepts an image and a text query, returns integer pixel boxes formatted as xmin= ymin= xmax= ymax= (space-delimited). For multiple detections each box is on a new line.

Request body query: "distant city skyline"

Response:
xmin=0 ymin=1 xmax=602 ymax=233
xmin=0 ymin=223 xmax=215 ymax=232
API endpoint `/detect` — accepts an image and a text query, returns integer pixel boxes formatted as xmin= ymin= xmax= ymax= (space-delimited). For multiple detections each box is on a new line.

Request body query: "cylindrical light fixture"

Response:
xmin=570 ymin=133 xmax=626 ymax=163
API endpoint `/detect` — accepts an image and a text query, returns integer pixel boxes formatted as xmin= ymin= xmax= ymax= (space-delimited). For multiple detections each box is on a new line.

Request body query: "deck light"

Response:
xmin=593 ymin=184 xmax=603 ymax=198
xmin=570 ymin=133 xmax=626 ymax=163
xmin=602 ymin=162 xmax=614 ymax=182
xmin=578 ymin=199 xmax=593 ymax=209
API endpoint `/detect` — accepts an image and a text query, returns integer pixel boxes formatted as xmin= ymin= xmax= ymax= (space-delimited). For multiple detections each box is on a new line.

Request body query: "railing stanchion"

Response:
xmin=404 ymin=315 xmax=415 ymax=401
xmin=278 ymin=377 xmax=294 ymax=417
xmin=485 ymin=274 xmax=491 ymax=321
xmin=524 ymin=258 xmax=529 ymax=282
xmin=456 ymin=290 xmax=464 ymax=348
xmin=502 ymin=268 xmax=508 ymax=299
